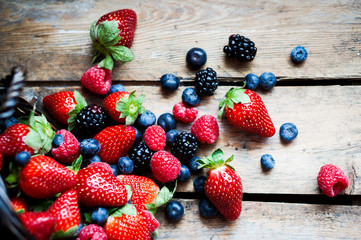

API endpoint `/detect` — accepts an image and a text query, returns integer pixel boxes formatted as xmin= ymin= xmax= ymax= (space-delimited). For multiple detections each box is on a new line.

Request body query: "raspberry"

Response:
xmin=77 ymin=224 xmax=107 ymax=240
xmin=51 ymin=129 xmax=80 ymax=164
xmin=142 ymin=209 xmax=159 ymax=233
xmin=151 ymin=151 xmax=181 ymax=183
xmin=144 ymin=125 xmax=166 ymax=151
xmin=191 ymin=115 xmax=219 ymax=144
xmin=80 ymin=65 xmax=112 ymax=95
xmin=317 ymin=164 xmax=349 ymax=197
xmin=172 ymin=102 xmax=198 ymax=123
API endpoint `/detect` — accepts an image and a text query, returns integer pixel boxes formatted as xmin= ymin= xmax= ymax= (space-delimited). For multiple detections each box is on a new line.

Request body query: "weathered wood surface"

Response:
xmin=1 ymin=0 xmax=361 ymax=81
xmin=22 ymin=85 xmax=361 ymax=195
xmin=155 ymin=199 xmax=361 ymax=240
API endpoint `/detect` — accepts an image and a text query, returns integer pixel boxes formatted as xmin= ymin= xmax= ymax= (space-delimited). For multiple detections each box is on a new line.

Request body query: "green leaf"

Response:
xmin=154 ymin=181 xmax=177 ymax=208
xmin=211 ymin=149 xmax=224 ymax=163
xmin=103 ymin=36 xmax=122 ymax=47
xmin=137 ymin=94 xmax=145 ymax=104
xmin=30 ymin=200 xmax=53 ymax=212
xmin=109 ymin=45 xmax=134 ymax=63
xmin=226 ymin=100 xmax=234 ymax=109
xmin=24 ymin=129 xmax=42 ymax=152
xmin=97 ymin=21 xmax=120 ymax=46
xmin=231 ymin=90 xmax=250 ymax=104
xmin=51 ymin=225 xmax=78 ymax=240
xmin=89 ymin=20 xmax=97 ymax=42
xmin=16 ymin=209 xmax=25 ymax=214
xmin=125 ymin=114 xmax=136 ymax=126
xmin=125 ymin=185 xmax=132 ymax=201
xmin=73 ymin=90 xmax=87 ymax=109
xmin=112 ymin=204 xmax=137 ymax=217
xmin=217 ymin=105 xmax=226 ymax=120
xmin=67 ymin=155 xmax=83 ymax=172
xmin=84 ymin=212 xmax=92 ymax=223
xmin=98 ymin=54 xmax=114 ymax=70
xmin=151 ymin=229 xmax=159 ymax=238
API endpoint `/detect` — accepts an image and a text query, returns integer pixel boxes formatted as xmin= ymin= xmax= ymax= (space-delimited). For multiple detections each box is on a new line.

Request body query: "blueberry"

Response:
xmin=165 ymin=201 xmax=184 ymax=221
xmin=157 ymin=113 xmax=176 ymax=132
xmin=244 ymin=73 xmax=260 ymax=91
xmin=91 ymin=207 xmax=108 ymax=226
xmin=259 ymin=72 xmax=276 ymax=91
xmin=132 ymin=126 xmax=143 ymax=143
xmin=118 ymin=157 xmax=134 ymax=174
xmin=4 ymin=117 xmax=18 ymax=129
xmin=81 ymin=155 xmax=101 ymax=168
xmin=79 ymin=139 xmax=101 ymax=157
xmin=186 ymin=47 xmax=207 ymax=69
xmin=182 ymin=88 xmax=200 ymax=107
xmin=160 ymin=73 xmax=180 ymax=91
xmin=108 ymin=84 xmax=126 ymax=94
xmin=14 ymin=151 xmax=31 ymax=167
xmin=75 ymin=222 xmax=83 ymax=237
xmin=188 ymin=156 xmax=202 ymax=174
xmin=52 ymin=134 xmax=64 ymax=148
xmin=280 ymin=122 xmax=298 ymax=143
xmin=166 ymin=129 xmax=179 ymax=146
xmin=193 ymin=175 xmax=207 ymax=193
xmin=135 ymin=110 xmax=156 ymax=132
xmin=110 ymin=164 xmax=119 ymax=177
xmin=291 ymin=46 xmax=308 ymax=63
xmin=260 ymin=154 xmax=275 ymax=170
xmin=199 ymin=198 xmax=218 ymax=218
xmin=178 ymin=165 xmax=191 ymax=182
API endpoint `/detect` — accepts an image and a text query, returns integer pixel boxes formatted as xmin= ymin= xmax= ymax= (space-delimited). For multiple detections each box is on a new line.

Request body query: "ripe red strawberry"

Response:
xmin=150 ymin=151 xmax=181 ymax=183
xmin=19 ymin=211 xmax=55 ymax=240
xmin=103 ymin=91 xmax=145 ymax=125
xmin=144 ymin=125 xmax=166 ymax=151
xmin=191 ymin=114 xmax=219 ymax=144
xmin=142 ymin=209 xmax=159 ymax=233
xmin=197 ymin=149 xmax=243 ymax=221
xmin=43 ymin=90 xmax=87 ymax=126
xmin=80 ymin=64 xmax=112 ymax=95
xmin=94 ymin=125 xmax=135 ymax=164
xmin=10 ymin=196 xmax=28 ymax=214
xmin=76 ymin=224 xmax=107 ymax=240
xmin=51 ymin=129 xmax=80 ymax=164
xmin=20 ymin=155 xmax=77 ymax=199
xmin=0 ymin=151 xmax=3 ymax=172
xmin=218 ymin=88 xmax=275 ymax=138
xmin=75 ymin=163 xmax=128 ymax=207
xmin=116 ymin=175 xmax=160 ymax=207
xmin=0 ymin=124 xmax=34 ymax=158
xmin=173 ymin=102 xmax=198 ymax=123
xmin=90 ymin=9 xmax=137 ymax=70
xmin=47 ymin=189 xmax=80 ymax=238
xmin=104 ymin=208 xmax=151 ymax=240
xmin=317 ymin=164 xmax=349 ymax=197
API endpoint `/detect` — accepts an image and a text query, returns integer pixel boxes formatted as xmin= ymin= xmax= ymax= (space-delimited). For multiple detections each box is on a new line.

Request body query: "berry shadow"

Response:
xmin=223 ymin=57 xmax=253 ymax=71
xmin=288 ymin=58 xmax=306 ymax=68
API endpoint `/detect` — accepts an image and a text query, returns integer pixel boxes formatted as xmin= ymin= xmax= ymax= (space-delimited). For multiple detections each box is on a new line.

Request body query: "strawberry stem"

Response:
xmin=116 ymin=91 xmax=146 ymax=125
xmin=196 ymin=149 xmax=235 ymax=170
xmin=218 ymin=88 xmax=251 ymax=119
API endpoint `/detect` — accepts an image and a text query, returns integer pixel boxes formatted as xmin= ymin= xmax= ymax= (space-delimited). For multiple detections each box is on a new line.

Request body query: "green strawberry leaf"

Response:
xmin=97 ymin=21 xmax=120 ymax=46
xmin=15 ymin=209 xmax=25 ymax=215
xmin=30 ymin=200 xmax=53 ymax=212
xmin=154 ymin=181 xmax=177 ymax=208
xmin=125 ymin=185 xmax=132 ymax=201
xmin=112 ymin=204 xmax=137 ymax=217
xmin=103 ymin=36 xmax=122 ymax=47
xmin=51 ymin=225 xmax=78 ymax=240
xmin=68 ymin=91 xmax=87 ymax=131
xmin=109 ymin=45 xmax=134 ymax=63
xmin=230 ymin=88 xmax=250 ymax=104
xmin=89 ymin=20 xmax=97 ymax=42
xmin=24 ymin=129 xmax=43 ymax=152
xmin=73 ymin=90 xmax=87 ymax=109
xmin=115 ymin=91 xmax=146 ymax=125
xmin=98 ymin=54 xmax=114 ymax=70
xmin=67 ymin=155 xmax=83 ymax=173
xmin=226 ymin=100 xmax=234 ymax=109
xmin=197 ymin=149 xmax=234 ymax=170
xmin=84 ymin=212 xmax=92 ymax=223
xmin=211 ymin=148 xmax=224 ymax=163
xmin=151 ymin=229 xmax=159 ymax=238
xmin=5 ymin=162 xmax=21 ymax=187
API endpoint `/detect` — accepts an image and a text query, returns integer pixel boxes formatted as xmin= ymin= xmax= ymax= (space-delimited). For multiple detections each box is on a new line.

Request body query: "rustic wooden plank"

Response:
xmin=21 ymin=85 xmax=361 ymax=195
xmin=1 ymin=0 xmax=360 ymax=81
xmin=155 ymin=199 xmax=361 ymax=240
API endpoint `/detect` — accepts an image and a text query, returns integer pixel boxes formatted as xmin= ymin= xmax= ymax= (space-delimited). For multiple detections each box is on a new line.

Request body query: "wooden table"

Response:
xmin=1 ymin=0 xmax=361 ymax=239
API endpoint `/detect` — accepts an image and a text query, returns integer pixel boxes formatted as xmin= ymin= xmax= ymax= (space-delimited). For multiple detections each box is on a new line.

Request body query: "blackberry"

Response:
xmin=195 ymin=68 xmax=218 ymax=96
xmin=75 ymin=104 xmax=109 ymax=137
xmin=128 ymin=142 xmax=155 ymax=171
xmin=171 ymin=131 xmax=199 ymax=163
xmin=223 ymin=34 xmax=257 ymax=62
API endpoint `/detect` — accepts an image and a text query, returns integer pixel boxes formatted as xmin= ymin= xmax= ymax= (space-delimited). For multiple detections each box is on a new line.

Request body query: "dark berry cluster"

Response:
xmin=128 ymin=142 xmax=155 ymax=171
xmin=75 ymin=104 xmax=109 ymax=137
xmin=195 ymin=67 xmax=218 ymax=96
xmin=171 ymin=131 xmax=199 ymax=164
xmin=223 ymin=34 xmax=257 ymax=62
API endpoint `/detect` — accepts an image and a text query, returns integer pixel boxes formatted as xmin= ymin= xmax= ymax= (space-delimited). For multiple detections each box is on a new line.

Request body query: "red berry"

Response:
xmin=144 ymin=125 xmax=166 ymax=151
xmin=317 ymin=164 xmax=349 ymax=197
xmin=172 ymin=102 xmax=198 ymax=123
xmin=76 ymin=224 xmax=107 ymax=240
xmin=81 ymin=65 xmax=112 ymax=95
xmin=51 ymin=129 xmax=80 ymax=164
xmin=150 ymin=151 xmax=181 ymax=183
xmin=19 ymin=211 xmax=55 ymax=240
xmin=191 ymin=115 xmax=219 ymax=144
xmin=43 ymin=91 xmax=77 ymax=125
xmin=142 ymin=209 xmax=159 ymax=233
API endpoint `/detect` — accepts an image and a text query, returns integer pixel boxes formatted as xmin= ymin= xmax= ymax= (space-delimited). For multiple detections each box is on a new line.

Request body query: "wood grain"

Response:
xmin=22 ymin=85 xmax=361 ymax=195
xmin=1 ymin=0 xmax=360 ymax=81
xmin=155 ymin=199 xmax=361 ymax=239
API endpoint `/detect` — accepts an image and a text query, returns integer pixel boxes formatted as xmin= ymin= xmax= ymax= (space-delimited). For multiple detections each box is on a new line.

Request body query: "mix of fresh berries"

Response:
xmin=291 ymin=46 xmax=308 ymax=63
xmin=317 ymin=164 xmax=349 ymax=197
xmin=195 ymin=67 xmax=218 ymax=96
xmin=186 ymin=47 xmax=207 ymax=69
xmin=223 ymin=34 xmax=257 ymax=62
xmin=191 ymin=114 xmax=219 ymax=144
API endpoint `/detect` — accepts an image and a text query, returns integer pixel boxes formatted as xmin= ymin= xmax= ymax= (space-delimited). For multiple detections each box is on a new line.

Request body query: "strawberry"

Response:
xmin=191 ymin=114 xmax=219 ymax=144
xmin=80 ymin=64 xmax=112 ymax=95
xmin=76 ymin=224 xmax=107 ymax=240
xmin=75 ymin=163 xmax=128 ymax=207
xmin=317 ymin=164 xmax=349 ymax=197
xmin=0 ymin=124 xmax=33 ymax=158
xmin=218 ymin=88 xmax=275 ymax=138
xmin=43 ymin=90 xmax=87 ymax=127
xmin=173 ymin=102 xmax=198 ymax=123
xmin=103 ymin=91 xmax=145 ymax=125
xmin=51 ymin=129 xmax=80 ymax=164
xmin=144 ymin=125 xmax=166 ymax=151
xmin=47 ymin=189 xmax=80 ymax=239
xmin=0 ymin=151 xmax=3 ymax=172
xmin=94 ymin=125 xmax=135 ymax=164
xmin=10 ymin=196 xmax=27 ymax=214
xmin=19 ymin=211 xmax=55 ymax=240
xmin=197 ymin=149 xmax=243 ymax=221
xmin=116 ymin=175 xmax=160 ymax=207
xmin=150 ymin=151 xmax=181 ymax=183
xmin=104 ymin=207 xmax=151 ymax=240
xmin=20 ymin=155 xmax=77 ymax=199
xmin=90 ymin=9 xmax=137 ymax=70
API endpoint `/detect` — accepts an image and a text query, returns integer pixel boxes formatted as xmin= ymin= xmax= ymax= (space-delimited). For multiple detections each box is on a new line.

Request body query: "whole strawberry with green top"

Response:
xmin=218 ymin=88 xmax=275 ymax=138
xmin=197 ymin=149 xmax=243 ymax=221
xmin=90 ymin=9 xmax=137 ymax=70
